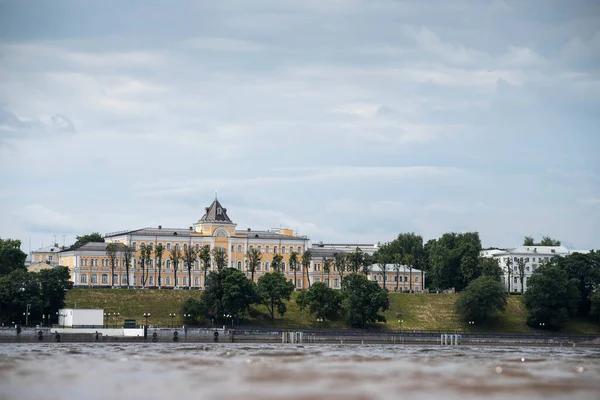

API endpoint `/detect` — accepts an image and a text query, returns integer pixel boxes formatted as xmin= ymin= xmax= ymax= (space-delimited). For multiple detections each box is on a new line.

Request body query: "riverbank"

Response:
xmin=64 ymin=289 xmax=600 ymax=334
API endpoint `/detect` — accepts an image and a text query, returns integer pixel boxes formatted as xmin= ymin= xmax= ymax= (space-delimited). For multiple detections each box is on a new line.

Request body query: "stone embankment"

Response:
xmin=1 ymin=327 xmax=599 ymax=347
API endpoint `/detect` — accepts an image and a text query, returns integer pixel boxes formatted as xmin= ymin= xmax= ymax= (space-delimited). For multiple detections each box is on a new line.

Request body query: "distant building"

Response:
xmin=480 ymin=245 xmax=590 ymax=292
xmin=30 ymin=245 xmax=62 ymax=267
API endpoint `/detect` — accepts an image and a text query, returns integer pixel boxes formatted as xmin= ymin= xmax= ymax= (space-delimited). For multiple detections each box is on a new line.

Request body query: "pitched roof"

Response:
xmin=235 ymin=230 xmax=308 ymax=240
xmin=199 ymin=199 xmax=233 ymax=223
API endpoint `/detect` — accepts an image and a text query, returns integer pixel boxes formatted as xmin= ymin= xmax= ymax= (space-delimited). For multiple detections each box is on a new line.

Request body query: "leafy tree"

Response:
xmin=387 ymin=233 xmax=425 ymax=291
xmin=334 ymin=252 xmax=346 ymax=281
xmin=479 ymin=257 xmax=502 ymax=282
xmin=301 ymin=249 xmax=312 ymax=288
xmin=455 ymin=276 xmax=508 ymax=323
xmin=271 ymin=253 xmax=283 ymax=273
xmin=183 ymin=243 xmax=197 ymax=289
xmin=374 ymin=247 xmax=392 ymax=291
xmin=361 ymin=254 xmax=373 ymax=276
xmin=504 ymin=257 xmax=513 ymax=293
xmin=590 ymin=291 xmax=600 ymax=322
xmin=426 ymin=232 xmax=482 ymax=291
xmin=121 ymin=245 xmax=133 ymax=288
xmin=524 ymin=262 xmax=579 ymax=330
xmin=202 ymin=268 xmax=257 ymax=322
xmin=341 ymin=273 xmax=389 ymax=328
xmin=257 ymin=272 xmax=294 ymax=320
xmin=289 ymin=251 xmax=299 ymax=289
xmin=297 ymin=281 xmax=342 ymax=322
xmin=106 ymin=243 xmax=119 ymax=287
xmin=181 ymin=297 xmax=206 ymax=325
xmin=212 ymin=247 xmax=227 ymax=272
xmin=38 ymin=267 xmax=73 ymax=318
xmin=198 ymin=245 xmax=211 ymax=286
xmin=523 ymin=236 xmax=561 ymax=246
xmin=72 ymin=232 xmax=104 ymax=249
xmin=0 ymin=238 xmax=27 ymax=276
xmin=348 ymin=247 xmax=365 ymax=274
xmin=170 ymin=245 xmax=183 ymax=287
xmin=557 ymin=251 xmax=600 ymax=315
xmin=322 ymin=257 xmax=332 ymax=287
xmin=154 ymin=243 xmax=164 ymax=288
xmin=246 ymin=247 xmax=262 ymax=283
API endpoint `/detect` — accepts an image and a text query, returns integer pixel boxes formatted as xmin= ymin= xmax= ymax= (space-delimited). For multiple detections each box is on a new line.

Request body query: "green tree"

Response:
xmin=426 ymin=232 xmax=482 ymax=291
xmin=393 ymin=254 xmax=403 ymax=293
xmin=198 ymin=245 xmax=211 ymax=286
xmin=479 ymin=258 xmax=502 ymax=282
xmin=154 ymin=243 xmax=164 ymax=288
xmin=590 ymin=291 xmax=600 ymax=322
xmin=121 ymin=245 xmax=133 ymax=288
xmin=334 ymin=252 xmax=346 ymax=282
xmin=181 ymin=297 xmax=206 ymax=325
xmin=212 ymin=247 xmax=227 ymax=272
xmin=455 ymin=276 xmax=508 ymax=324
xmin=322 ymin=257 xmax=332 ymax=287
xmin=271 ymin=253 xmax=283 ymax=273
xmin=38 ymin=267 xmax=73 ymax=319
xmin=202 ymin=268 xmax=257 ymax=323
xmin=504 ymin=257 xmax=513 ymax=293
xmin=257 ymin=272 xmax=294 ymax=320
xmin=524 ymin=262 xmax=579 ymax=330
xmin=523 ymin=236 xmax=535 ymax=246
xmin=374 ymin=247 xmax=392 ymax=291
xmin=72 ymin=232 xmax=104 ymax=249
xmin=523 ymin=236 xmax=561 ymax=246
xmin=289 ymin=251 xmax=299 ymax=290
xmin=106 ymin=243 xmax=119 ymax=287
xmin=341 ymin=274 xmax=389 ymax=328
xmin=170 ymin=245 xmax=183 ymax=287
xmin=557 ymin=251 xmax=600 ymax=315
xmin=183 ymin=243 xmax=197 ymax=289
xmin=297 ymin=281 xmax=342 ymax=322
xmin=139 ymin=245 xmax=147 ymax=287
xmin=246 ymin=247 xmax=262 ymax=283
xmin=0 ymin=238 xmax=27 ymax=276
xmin=348 ymin=247 xmax=365 ymax=274
xmin=301 ymin=249 xmax=312 ymax=288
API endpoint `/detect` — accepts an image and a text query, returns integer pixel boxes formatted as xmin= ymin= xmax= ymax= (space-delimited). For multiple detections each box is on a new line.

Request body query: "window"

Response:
xmin=265 ymin=261 xmax=270 ymax=271
xmin=281 ymin=262 xmax=286 ymax=272
xmin=195 ymin=260 xmax=200 ymax=270
xmin=297 ymin=279 xmax=302 ymax=288
xmin=133 ymin=259 xmax=136 ymax=268
xmin=237 ymin=261 xmax=242 ymax=269
xmin=148 ymin=243 xmax=153 ymax=250
xmin=266 ymin=246 xmax=270 ymax=253
xmin=274 ymin=246 xmax=278 ymax=254
xmin=394 ymin=276 xmax=398 ymax=282
xmin=167 ymin=243 xmax=171 ymax=250
xmin=102 ymin=259 xmax=108 ymax=267
xmin=175 ymin=244 xmax=179 ymax=250
xmin=250 ymin=245 xmax=254 ymax=250
xmin=149 ymin=276 xmax=154 ymax=285
xmin=166 ymin=276 xmax=171 ymax=286
xmin=298 ymin=246 xmax=302 ymax=254
xmin=101 ymin=274 xmax=108 ymax=284
xmin=334 ymin=278 xmax=340 ymax=288
xmin=258 ymin=246 xmax=262 ymax=253
xmin=281 ymin=246 xmax=286 ymax=254
xmin=315 ymin=278 xmax=320 ymax=283
xmin=514 ymin=277 xmax=517 ymax=283
xmin=113 ymin=274 xmax=118 ymax=284
xmin=325 ymin=278 xmax=330 ymax=287
xmin=91 ymin=274 xmax=98 ymax=284
xmin=166 ymin=260 xmax=171 ymax=269
xmin=231 ymin=245 xmax=234 ymax=252
xmin=176 ymin=277 xmax=179 ymax=286
xmin=195 ymin=244 xmax=199 ymax=251
xmin=184 ymin=244 xmax=188 ymax=251
xmin=194 ymin=277 xmax=199 ymax=286
xmin=132 ymin=243 xmax=137 ymax=250
xmin=237 ymin=245 xmax=242 ymax=253
xmin=115 ymin=259 xmax=119 ymax=267
xmin=404 ymin=276 xmax=408 ymax=282
xmin=122 ymin=275 xmax=128 ymax=285
xmin=80 ymin=274 xmax=87 ymax=283
xmin=415 ymin=277 xmax=419 ymax=282
xmin=182 ymin=277 xmax=187 ymax=286
xmin=149 ymin=259 xmax=153 ymax=267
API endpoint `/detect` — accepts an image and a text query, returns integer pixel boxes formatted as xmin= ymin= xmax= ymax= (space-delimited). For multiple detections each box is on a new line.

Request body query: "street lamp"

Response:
xmin=224 ymin=314 xmax=232 ymax=328
xmin=143 ymin=313 xmax=150 ymax=327
xmin=397 ymin=319 xmax=404 ymax=330
xmin=112 ymin=312 xmax=120 ymax=328
xmin=169 ymin=313 xmax=176 ymax=328
xmin=539 ymin=322 xmax=545 ymax=329
xmin=23 ymin=304 xmax=31 ymax=327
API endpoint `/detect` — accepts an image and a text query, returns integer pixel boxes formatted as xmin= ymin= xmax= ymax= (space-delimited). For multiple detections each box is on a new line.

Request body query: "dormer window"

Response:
xmin=217 ymin=208 xmax=222 ymax=215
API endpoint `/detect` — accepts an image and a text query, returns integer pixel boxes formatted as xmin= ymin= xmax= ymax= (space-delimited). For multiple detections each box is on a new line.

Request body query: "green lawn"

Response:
xmin=64 ymin=289 xmax=600 ymax=334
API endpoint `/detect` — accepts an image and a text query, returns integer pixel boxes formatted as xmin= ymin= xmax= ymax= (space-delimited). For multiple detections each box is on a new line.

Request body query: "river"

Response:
xmin=1 ymin=343 xmax=599 ymax=400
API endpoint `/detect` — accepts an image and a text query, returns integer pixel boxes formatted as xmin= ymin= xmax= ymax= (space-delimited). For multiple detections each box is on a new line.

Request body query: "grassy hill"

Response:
xmin=64 ymin=288 xmax=600 ymax=334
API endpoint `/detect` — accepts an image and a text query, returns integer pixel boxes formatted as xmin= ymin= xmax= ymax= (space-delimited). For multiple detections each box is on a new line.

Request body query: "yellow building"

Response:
xmin=30 ymin=245 xmax=62 ymax=267
xmin=58 ymin=198 xmax=425 ymax=292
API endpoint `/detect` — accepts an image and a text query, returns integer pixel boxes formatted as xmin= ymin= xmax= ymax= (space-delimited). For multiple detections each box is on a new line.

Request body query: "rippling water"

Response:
xmin=1 ymin=343 xmax=599 ymax=400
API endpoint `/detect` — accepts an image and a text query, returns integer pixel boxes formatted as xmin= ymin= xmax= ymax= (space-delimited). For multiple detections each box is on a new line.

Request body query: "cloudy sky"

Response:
xmin=0 ymin=0 xmax=599 ymax=252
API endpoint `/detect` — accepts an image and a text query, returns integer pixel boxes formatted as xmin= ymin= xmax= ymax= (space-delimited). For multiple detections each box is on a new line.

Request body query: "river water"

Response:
xmin=1 ymin=343 xmax=599 ymax=400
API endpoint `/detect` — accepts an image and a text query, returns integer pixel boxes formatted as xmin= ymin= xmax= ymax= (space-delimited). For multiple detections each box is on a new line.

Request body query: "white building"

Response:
xmin=480 ymin=245 xmax=590 ymax=292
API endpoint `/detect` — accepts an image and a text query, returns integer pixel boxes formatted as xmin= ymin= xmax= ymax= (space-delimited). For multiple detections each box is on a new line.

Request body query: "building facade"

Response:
xmin=56 ymin=198 xmax=425 ymax=292
xmin=30 ymin=245 xmax=62 ymax=267
xmin=480 ymin=245 xmax=589 ymax=292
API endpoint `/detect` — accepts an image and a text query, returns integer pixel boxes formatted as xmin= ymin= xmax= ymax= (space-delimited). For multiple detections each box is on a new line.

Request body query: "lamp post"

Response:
xmin=224 ymin=314 xmax=232 ymax=328
xmin=143 ymin=313 xmax=150 ymax=327
xmin=169 ymin=313 xmax=176 ymax=328
xmin=317 ymin=317 xmax=323 ymax=327
xmin=468 ymin=321 xmax=475 ymax=332
xmin=112 ymin=312 xmax=120 ymax=328
xmin=397 ymin=319 xmax=404 ymax=331
xmin=104 ymin=313 xmax=108 ymax=328
xmin=539 ymin=322 xmax=545 ymax=329
xmin=23 ymin=304 xmax=31 ymax=327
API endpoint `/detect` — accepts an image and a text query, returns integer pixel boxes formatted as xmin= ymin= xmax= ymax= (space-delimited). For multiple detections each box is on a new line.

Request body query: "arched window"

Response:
xmin=266 ymin=246 xmax=270 ymax=253
xmin=249 ymin=245 xmax=254 ymax=250
xmin=237 ymin=261 xmax=242 ymax=269
xmin=315 ymin=277 xmax=320 ymax=283
xmin=166 ymin=260 xmax=171 ymax=269
xmin=166 ymin=276 xmax=171 ymax=285
xmin=281 ymin=246 xmax=286 ymax=254
xmin=258 ymin=246 xmax=262 ymax=253
xmin=80 ymin=274 xmax=87 ymax=283
xmin=101 ymin=274 xmax=108 ymax=284
xmin=237 ymin=245 xmax=242 ymax=252
xmin=298 ymin=246 xmax=302 ymax=254
xmin=167 ymin=243 xmax=171 ymax=250
xmin=265 ymin=261 xmax=270 ymax=271
xmin=91 ymin=274 xmax=98 ymax=284
xmin=112 ymin=274 xmax=118 ymax=285
xmin=175 ymin=244 xmax=179 ymax=250
xmin=194 ymin=277 xmax=199 ymax=286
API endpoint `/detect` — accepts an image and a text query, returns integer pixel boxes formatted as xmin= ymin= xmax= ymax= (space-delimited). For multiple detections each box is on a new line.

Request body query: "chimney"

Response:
xmin=158 ymin=225 xmax=162 ymax=230
xmin=247 ymin=228 xmax=251 ymax=232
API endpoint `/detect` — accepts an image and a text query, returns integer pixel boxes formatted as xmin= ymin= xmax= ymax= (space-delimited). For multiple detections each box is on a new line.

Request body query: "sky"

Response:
xmin=0 ymin=0 xmax=599 ymax=252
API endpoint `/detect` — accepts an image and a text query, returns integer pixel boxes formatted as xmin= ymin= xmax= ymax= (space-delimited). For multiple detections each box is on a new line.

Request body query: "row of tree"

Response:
xmin=455 ymin=250 xmax=600 ymax=330
xmin=181 ymin=269 xmax=389 ymax=328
